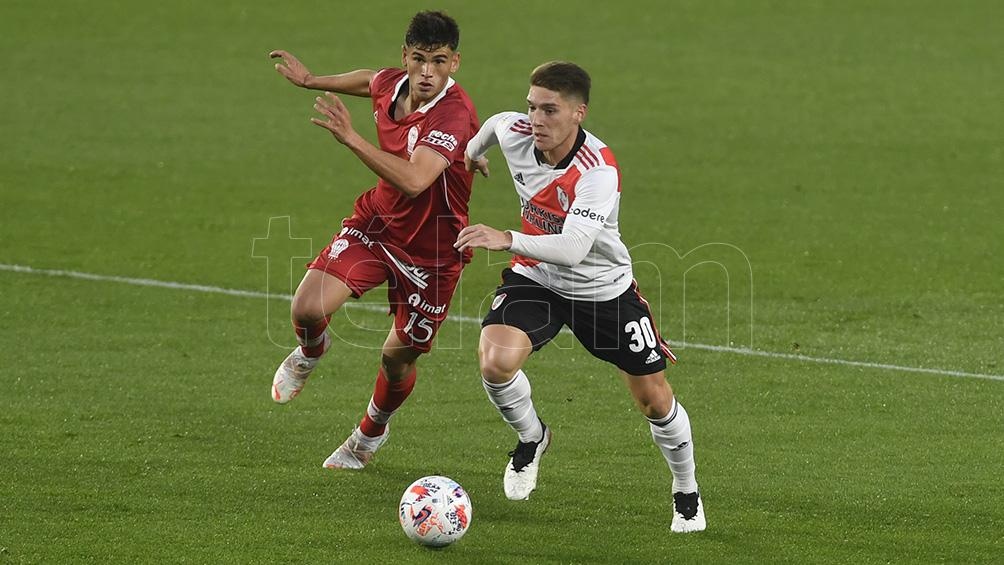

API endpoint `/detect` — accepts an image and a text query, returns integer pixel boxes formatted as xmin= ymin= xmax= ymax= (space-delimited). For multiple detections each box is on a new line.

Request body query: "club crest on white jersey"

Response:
xmin=556 ymin=186 xmax=570 ymax=212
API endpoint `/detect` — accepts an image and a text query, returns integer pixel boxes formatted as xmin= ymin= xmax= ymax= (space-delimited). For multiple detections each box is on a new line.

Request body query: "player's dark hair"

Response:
xmin=405 ymin=11 xmax=460 ymax=51
xmin=530 ymin=61 xmax=591 ymax=104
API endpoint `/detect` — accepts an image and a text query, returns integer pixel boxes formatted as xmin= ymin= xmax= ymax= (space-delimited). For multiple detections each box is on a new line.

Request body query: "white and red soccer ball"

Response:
xmin=399 ymin=475 xmax=472 ymax=547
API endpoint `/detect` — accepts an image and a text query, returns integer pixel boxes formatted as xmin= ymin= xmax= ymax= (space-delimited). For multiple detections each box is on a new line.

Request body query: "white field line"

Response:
xmin=2 ymin=262 xmax=1002 ymax=383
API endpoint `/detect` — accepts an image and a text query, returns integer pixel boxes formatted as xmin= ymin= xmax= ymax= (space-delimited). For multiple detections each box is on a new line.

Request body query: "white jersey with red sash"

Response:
xmin=468 ymin=111 xmax=633 ymax=301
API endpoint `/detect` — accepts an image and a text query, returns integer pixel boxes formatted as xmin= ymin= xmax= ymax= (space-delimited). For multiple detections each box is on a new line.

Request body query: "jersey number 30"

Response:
xmin=625 ymin=317 xmax=658 ymax=352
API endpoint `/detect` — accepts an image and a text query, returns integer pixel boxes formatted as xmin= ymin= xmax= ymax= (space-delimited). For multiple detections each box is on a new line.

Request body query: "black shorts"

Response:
xmin=481 ymin=268 xmax=676 ymax=376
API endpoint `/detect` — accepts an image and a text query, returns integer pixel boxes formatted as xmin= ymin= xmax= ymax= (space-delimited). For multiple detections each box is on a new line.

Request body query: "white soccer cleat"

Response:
xmin=322 ymin=426 xmax=389 ymax=470
xmin=270 ymin=340 xmax=326 ymax=404
xmin=671 ymin=491 xmax=706 ymax=533
xmin=503 ymin=424 xmax=551 ymax=500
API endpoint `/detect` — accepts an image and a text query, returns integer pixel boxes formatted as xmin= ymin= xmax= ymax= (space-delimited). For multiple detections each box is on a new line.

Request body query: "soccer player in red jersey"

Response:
xmin=267 ymin=11 xmax=478 ymax=470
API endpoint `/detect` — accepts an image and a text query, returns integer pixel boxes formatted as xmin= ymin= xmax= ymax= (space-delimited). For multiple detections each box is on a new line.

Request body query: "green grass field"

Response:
xmin=2 ymin=1 xmax=1002 ymax=563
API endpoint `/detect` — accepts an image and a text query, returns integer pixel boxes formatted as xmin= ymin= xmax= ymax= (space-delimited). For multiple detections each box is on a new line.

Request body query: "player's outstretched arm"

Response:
xmin=269 ymin=50 xmax=374 ymax=97
xmin=311 ymin=92 xmax=450 ymax=198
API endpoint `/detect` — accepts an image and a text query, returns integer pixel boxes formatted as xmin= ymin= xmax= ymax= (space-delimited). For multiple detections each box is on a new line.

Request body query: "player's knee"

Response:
xmin=632 ymin=380 xmax=673 ymax=419
xmin=381 ymin=354 xmax=414 ymax=381
xmin=478 ymin=345 xmax=521 ymax=383
xmin=290 ymin=294 xmax=325 ymax=327
xmin=639 ymin=396 xmax=673 ymax=419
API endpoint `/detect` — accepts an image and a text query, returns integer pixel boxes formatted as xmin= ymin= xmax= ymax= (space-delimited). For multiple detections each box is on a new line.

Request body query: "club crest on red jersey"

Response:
xmin=407 ymin=126 xmax=419 ymax=155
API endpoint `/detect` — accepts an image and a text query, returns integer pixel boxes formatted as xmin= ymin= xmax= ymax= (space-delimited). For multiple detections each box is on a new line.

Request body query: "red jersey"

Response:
xmin=348 ymin=68 xmax=479 ymax=267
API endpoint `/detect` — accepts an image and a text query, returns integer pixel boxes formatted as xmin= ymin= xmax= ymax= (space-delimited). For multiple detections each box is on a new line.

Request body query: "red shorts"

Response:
xmin=307 ymin=225 xmax=462 ymax=353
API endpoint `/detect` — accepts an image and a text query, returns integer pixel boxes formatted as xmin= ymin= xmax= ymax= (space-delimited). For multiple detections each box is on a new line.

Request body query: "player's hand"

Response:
xmin=311 ymin=92 xmax=358 ymax=145
xmin=270 ymin=50 xmax=313 ymax=88
xmin=454 ymin=224 xmax=512 ymax=252
xmin=464 ymin=153 xmax=489 ymax=177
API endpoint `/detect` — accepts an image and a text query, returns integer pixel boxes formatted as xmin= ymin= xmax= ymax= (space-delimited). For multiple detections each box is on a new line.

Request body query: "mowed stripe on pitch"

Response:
xmin=2 ymin=263 xmax=1001 ymax=382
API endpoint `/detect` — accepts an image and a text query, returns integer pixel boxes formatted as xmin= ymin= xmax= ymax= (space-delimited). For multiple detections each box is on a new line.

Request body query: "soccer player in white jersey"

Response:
xmin=454 ymin=61 xmax=706 ymax=533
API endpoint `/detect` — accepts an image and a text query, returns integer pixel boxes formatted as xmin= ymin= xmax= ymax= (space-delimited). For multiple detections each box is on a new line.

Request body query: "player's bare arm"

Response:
xmin=270 ymin=50 xmax=374 ymax=97
xmin=312 ymin=92 xmax=450 ymax=198
xmin=454 ymin=224 xmax=512 ymax=252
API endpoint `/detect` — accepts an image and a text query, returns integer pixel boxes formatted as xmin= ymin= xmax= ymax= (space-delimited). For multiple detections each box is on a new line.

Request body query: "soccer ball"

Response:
xmin=398 ymin=475 xmax=472 ymax=547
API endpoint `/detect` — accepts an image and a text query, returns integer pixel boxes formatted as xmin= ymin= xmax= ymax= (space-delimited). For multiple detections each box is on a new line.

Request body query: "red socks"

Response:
xmin=359 ymin=367 xmax=417 ymax=438
xmin=294 ymin=316 xmax=330 ymax=358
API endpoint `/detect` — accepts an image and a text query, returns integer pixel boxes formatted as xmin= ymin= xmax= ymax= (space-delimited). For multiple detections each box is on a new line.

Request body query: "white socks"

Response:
xmin=648 ymin=399 xmax=698 ymax=494
xmin=485 ymin=370 xmax=697 ymax=493
xmin=482 ymin=370 xmax=544 ymax=443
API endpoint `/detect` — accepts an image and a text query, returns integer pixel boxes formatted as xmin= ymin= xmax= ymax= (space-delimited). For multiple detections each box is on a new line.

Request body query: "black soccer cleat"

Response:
xmin=503 ymin=422 xmax=551 ymax=500
xmin=671 ymin=491 xmax=706 ymax=533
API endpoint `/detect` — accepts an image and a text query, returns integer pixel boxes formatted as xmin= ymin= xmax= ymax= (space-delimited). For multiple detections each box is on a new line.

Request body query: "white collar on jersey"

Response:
xmin=392 ymin=75 xmax=456 ymax=114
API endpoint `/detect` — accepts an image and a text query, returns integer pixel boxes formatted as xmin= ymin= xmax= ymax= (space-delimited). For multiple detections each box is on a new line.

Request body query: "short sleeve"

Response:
xmin=416 ymin=99 xmax=474 ymax=163
xmin=368 ymin=68 xmax=399 ymax=99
